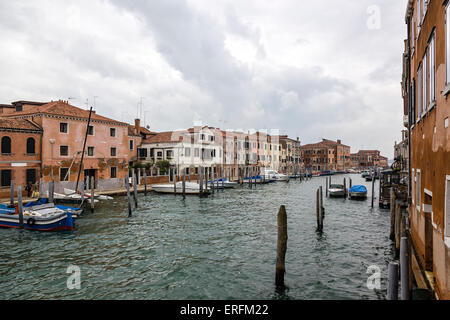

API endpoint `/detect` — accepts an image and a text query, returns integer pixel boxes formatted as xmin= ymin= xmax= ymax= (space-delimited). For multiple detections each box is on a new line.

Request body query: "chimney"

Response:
xmin=337 ymin=139 xmax=341 ymax=144
xmin=135 ymin=119 xmax=141 ymax=135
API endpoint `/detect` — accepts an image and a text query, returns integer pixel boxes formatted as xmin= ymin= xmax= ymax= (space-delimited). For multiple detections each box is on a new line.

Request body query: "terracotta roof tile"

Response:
xmin=0 ymin=118 xmax=42 ymax=131
xmin=2 ymin=100 xmax=127 ymax=125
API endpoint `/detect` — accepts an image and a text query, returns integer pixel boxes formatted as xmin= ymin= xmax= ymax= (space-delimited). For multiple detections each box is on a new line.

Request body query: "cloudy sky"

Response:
xmin=0 ymin=0 xmax=408 ymax=158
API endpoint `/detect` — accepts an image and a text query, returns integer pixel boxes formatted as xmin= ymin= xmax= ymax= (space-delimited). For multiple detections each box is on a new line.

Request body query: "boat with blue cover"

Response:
xmin=349 ymin=185 xmax=368 ymax=199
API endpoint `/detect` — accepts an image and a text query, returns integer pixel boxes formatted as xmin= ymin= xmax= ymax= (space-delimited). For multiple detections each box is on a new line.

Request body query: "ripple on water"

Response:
xmin=0 ymin=175 xmax=392 ymax=300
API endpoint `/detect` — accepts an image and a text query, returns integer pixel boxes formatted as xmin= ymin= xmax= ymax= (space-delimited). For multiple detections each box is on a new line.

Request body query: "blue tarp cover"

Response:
xmin=349 ymin=185 xmax=367 ymax=193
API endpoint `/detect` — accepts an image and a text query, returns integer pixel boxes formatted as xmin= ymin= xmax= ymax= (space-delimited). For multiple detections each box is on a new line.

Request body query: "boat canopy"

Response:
xmin=349 ymin=185 xmax=367 ymax=193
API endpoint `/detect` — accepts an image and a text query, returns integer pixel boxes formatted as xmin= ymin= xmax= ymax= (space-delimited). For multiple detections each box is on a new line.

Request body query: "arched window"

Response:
xmin=26 ymin=138 xmax=35 ymax=154
xmin=1 ymin=136 xmax=11 ymax=154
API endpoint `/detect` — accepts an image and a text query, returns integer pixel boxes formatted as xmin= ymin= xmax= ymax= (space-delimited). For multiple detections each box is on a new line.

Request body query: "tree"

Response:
xmin=156 ymin=160 xmax=171 ymax=175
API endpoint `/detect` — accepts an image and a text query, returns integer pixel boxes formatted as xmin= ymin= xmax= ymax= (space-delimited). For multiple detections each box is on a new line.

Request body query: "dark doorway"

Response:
xmin=26 ymin=169 xmax=36 ymax=184
xmin=84 ymin=169 xmax=96 ymax=189
xmin=1 ymin=170 xmax=11 ymax=187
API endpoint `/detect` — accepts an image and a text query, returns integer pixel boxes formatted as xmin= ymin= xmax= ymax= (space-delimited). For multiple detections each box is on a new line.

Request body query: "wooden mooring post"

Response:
xmin=90 ymin=177 xmax=95 ymax=213
xmin=17 ymin=186 xmax=24 ymax=229
xmin=49 ymin=180 xmax=54 ymax=203
xmin=326 ymin=177 xmax=329 ymax=197
xmin=80 ymin=181 xmax=85 ymax=204
xmin=199 ymin=166 xmax=204 ymax=196
xmin=389 ymin=188 xmax=396 ymax=241
xmin=395 ymin=202 xmax=401 ymax=254
xmin=387 ymin=261 xmax=399 ymax=300
xmin=133 ymin=171 xmax=138 ymax=207
xmin=316 ymin=187 xmax=324 ymax=231
xmin=400 ymin=237 xmax=411 ymax=300
xmin=275 ymin=205 xmax=288 ymax=288
xmin=144 ymin=171 xmax=147 ymax=196
xmin=343 ymin=177 xmax=347 ymax=198
xmin=125 ymin=177 xmax=132 ymax=217
xmin=210 ymin=168 xmax=215 ymax=194
xmin=182 ymin=168 xmax=186 ymax=200
xmin=10 ymin=180 xmax=14 ymax=206
xmin=39 ymin=178 xmax=44 ymax=199
xmin=371 ymin=172 xmax=375 ymax=208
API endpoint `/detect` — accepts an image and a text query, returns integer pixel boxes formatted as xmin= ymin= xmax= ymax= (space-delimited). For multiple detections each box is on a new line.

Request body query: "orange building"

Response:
xmin=0 ymin=117 xmax=42 ymax=196
xmin=402 ymin=0 xmax=450 ymax=298
xmin=1 ymin=100 xmax=133 ymax=193
xmin=301 ymin=139 xmax=350 ymax=173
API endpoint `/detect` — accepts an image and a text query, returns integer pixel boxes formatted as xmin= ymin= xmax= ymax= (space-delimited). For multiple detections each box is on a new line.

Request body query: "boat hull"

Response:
xmin=349 ymin=192 xmax=367 ymax=199
xmin=0 ymin=212 xmax=74 ymax=231
xmin=329 ymin=190 xmax=345 ymax=197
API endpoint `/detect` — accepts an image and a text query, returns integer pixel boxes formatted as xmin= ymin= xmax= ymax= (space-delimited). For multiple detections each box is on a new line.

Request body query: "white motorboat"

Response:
xmin=206 ymin=179 xmax=238 ymax=189
xmin=64 ymin=188 xmax=113 ymax=200
xmin=329 ymin=184 xmax=346 ymax=197
xmin=263 ymin=169 xmax=289 ymax=182
xmin=151 ymin=182 xmax=207 ymax=195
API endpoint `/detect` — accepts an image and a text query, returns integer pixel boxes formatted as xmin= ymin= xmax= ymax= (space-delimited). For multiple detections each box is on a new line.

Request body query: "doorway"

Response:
xmin=84 ymin=169 xmax=96 ymax=189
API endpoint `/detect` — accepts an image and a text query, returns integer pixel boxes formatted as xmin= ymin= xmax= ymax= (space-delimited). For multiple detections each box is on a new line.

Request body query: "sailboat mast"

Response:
xmin=75 ymin=107 xmax=93 ymax=193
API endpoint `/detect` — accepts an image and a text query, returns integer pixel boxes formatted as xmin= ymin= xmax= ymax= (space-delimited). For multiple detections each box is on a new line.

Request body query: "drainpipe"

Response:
xmin=40 ymin=129 xmax=43 ymax=178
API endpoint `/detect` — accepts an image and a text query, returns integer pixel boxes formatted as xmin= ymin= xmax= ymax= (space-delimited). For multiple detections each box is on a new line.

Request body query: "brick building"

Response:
xmin=402 ymin=0 xmax=450 ymax=298
xmin=0 ymin=117 xmax=42 ymax=196
xmin=301 ymin=139 xmax=350 ymax=173
xmin=1 ymin=100 xmax=134 ymax=193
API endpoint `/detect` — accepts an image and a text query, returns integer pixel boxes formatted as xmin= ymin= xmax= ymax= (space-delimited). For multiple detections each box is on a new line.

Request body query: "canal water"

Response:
xmin=0 ymin=174 xmax=395 ymax=300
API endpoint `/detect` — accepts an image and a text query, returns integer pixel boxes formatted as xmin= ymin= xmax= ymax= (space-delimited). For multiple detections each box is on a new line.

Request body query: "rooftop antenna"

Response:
xmin=85 ymin=98 xmax=89 ymax=110
xmin=139 ymin=97 xmax=145 ymax=119
xmin=68 ymin=97 xmax=76 ymax=102
xmin=93 ymin=96 xmax=98 ymax=110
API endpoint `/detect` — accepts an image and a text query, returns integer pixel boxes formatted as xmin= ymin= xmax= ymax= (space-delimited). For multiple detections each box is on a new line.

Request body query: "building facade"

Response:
xmin=0 ymin=118 xmax=42 ymax=196
xmin=402 ymin=0 xmax=450 ymax=299
xmin=1 ymin=100 xmax=133 ymax=193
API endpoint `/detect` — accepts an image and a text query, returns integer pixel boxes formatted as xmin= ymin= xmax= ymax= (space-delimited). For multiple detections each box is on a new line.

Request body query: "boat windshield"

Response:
xmin=330 ymin=184 xmax=344 ymax=189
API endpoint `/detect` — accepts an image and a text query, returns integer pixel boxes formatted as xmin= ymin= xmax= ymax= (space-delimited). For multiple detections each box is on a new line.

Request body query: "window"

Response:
xmin=429 ymin=34 xmax=435 ymax=103
xmin=185 ymin=168 xmax=190 ymax=175
xmin=410 ymin=79 xmax=416 ymax=125
xmin=60 ymin=168 xmax=69 ymax=182
xmin=417 ymin=64 xmax=422 ymax=118
xmin=60 ymin=146 xmax=69 ymax=156
xmin=185 ymin=148 xmax=191 ymax=157
xmin=137 ymin=148 xmax=146 ymax=158
xmin=445 ymin=176 xmax=450 ymax=238
xmin=195 ymin=167 xmax=199 ymax=174
xmin=166 ymin=150 xmax=173 ymax=159
xmin=110 ymin=128 xmax=116 ymax=137
xmin=417 ymin=0 xmax=421 ymax=35
xmin=26 ymin=138 xmax=35 ymax=154
xmin=423 ymin=52 xmax=427 ymax=114
xmin=87 ymin=125 xmax=94 ymax=136
xmin=1 ymin=136 xmax=11 ymax=154
xmin=417 ymin=170 xmax=421 ymax=210
xmin=26 ymin=169 xmax=36 ymax=184
xmin=410 ymin=16 xmax=415 ymax=51
xmin=157 ymin=151 xmax=163 ymax=158
xmin=111 ymin=147 xmax=117 ymax=157
xmin=111 ymin=167 xmax=117 ymax=179
xmin=129 ymin=140 xmax=134 ymax=150
xmin=194 ymin=148 xmax=199 ymax=157
xmin=60 ymin=123 xmax=68 ymax=133
xmin=1 ymin=170 xmax=11 ymax=187
xmin=88 ymin=147 xmax=94 ymax=156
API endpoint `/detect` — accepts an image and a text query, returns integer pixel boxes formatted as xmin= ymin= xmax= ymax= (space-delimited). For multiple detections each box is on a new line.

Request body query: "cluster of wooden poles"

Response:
xmin=387 ymin=188 xmax=412 ymax=300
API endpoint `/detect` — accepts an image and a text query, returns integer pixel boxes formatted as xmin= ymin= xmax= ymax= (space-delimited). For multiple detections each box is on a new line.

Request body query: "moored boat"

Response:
xmin=0 ymin=203 xmax=74 ymax=231
xmin=329 ymin=184 xmax=346 ymax=197
xmin=152 ymin=182 xmax=208 ymax=195
xmin=349 ymin=185 xmax=368 ymax=199
xmin=262 ymin=169 xmax=289 ymax=182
